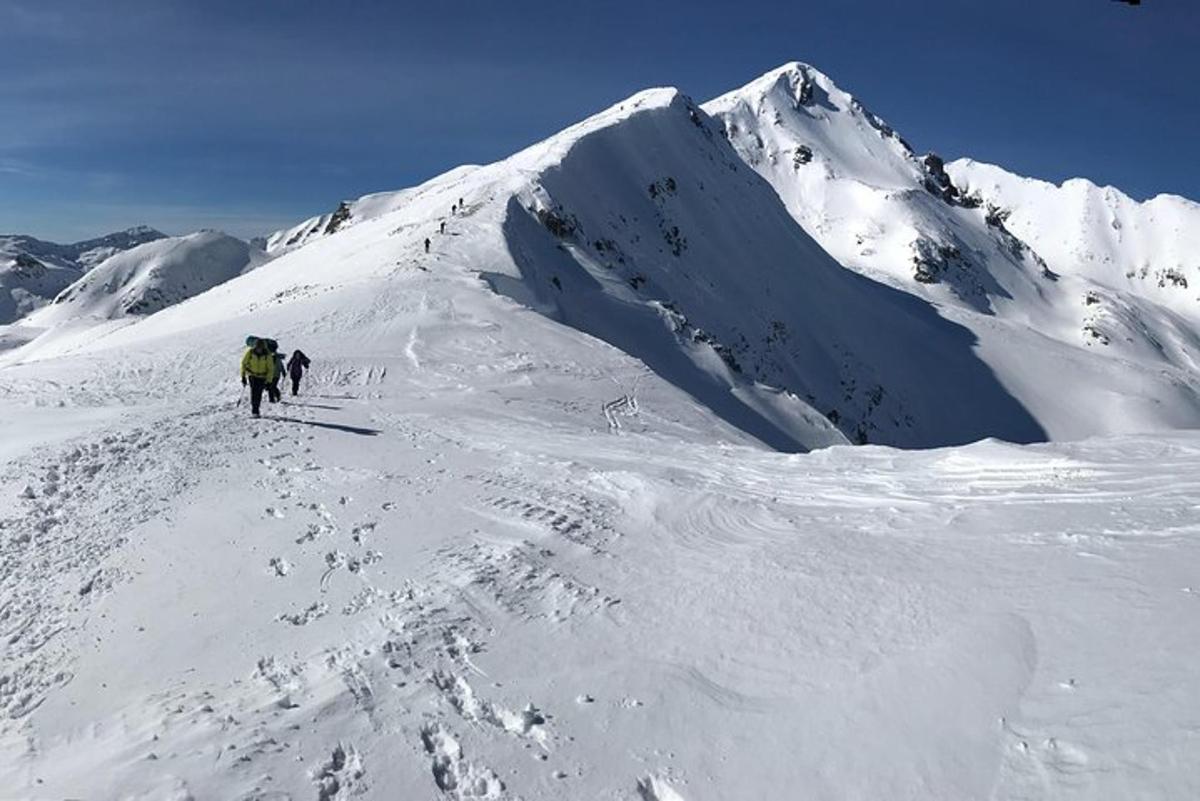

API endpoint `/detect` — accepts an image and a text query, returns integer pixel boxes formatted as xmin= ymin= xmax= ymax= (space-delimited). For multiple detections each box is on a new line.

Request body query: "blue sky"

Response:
xmin=1 ymin=0 xmax=1195 ymax=242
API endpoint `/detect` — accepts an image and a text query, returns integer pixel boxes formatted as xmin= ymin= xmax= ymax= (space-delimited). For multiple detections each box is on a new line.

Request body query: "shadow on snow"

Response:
xmin=264 ymin=415 xmax=381 ymax=436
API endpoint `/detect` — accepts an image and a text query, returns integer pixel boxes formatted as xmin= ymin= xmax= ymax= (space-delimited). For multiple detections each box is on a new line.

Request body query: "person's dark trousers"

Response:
xmin=291 ymin=376 xmax=301 ymax=396
xmin=267 ymin=379 xmax=281 ymax=403
xmin=248 ymin=376 xmax=267 ymax=415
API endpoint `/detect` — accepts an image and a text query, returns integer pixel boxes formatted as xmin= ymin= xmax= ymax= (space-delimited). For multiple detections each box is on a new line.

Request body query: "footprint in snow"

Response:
xmin=310 ymin=743 xmax=364 ymax=801
xmin=277 ymin=602 xmax=329 ymax=626
xmin=637 ymin=775 xmax=687 ymax=801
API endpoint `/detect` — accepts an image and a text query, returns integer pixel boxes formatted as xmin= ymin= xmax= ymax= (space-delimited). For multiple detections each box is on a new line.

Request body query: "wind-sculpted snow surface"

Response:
xmin=2 ymin=373 xmax=1199 ymax=798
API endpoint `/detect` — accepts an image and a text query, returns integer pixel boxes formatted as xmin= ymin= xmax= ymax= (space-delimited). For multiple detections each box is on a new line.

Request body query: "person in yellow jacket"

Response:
xmin=240 ymin=337 xmax=277 ymax=417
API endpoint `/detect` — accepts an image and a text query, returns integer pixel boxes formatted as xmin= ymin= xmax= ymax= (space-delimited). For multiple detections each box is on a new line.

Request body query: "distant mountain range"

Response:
xmin=0 ymin=226 xmax=167 ymax=323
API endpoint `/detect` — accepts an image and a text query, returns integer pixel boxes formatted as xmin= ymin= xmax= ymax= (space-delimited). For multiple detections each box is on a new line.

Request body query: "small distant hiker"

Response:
xmin=458 ymin=197 xmax=464 ymax=209
xmin=450 ymin=204 xmax=456 ymax=215
xmin=287 ymin=349 xmax=311 ymax=396
xmin=424 ymin=237 xmax=431 ymax=253
xmin=240 ymin=337 xmax=277 ymax=417
xmin=267 ymin=340 xmax=287 ymax=403
xmin=440 ymin=221 xmax=446 ymax=234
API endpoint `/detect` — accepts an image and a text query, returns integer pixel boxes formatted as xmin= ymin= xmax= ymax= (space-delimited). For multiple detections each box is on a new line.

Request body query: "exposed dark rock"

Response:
xmin=984 ymin=204 xmax=1010 ymax=228
xmin=793 ymin=145 xmax=814 ymax=168
xmin=921 ymin=153 xmax=968 ymax=205
xmin=911 ymin=239 xmax=964 ymax=284
xmin=324 ymin=202 xmax=352 ymax=235
xmin=1083 ymin=324 xmax=1110 ymax=345
xmin=11 ymin=253 xmax=44 ymax=277
xmin=1158 ymin=268 xmax=1188 ymax=289
xmin=535 ymin=206 xmax=579 ymax=239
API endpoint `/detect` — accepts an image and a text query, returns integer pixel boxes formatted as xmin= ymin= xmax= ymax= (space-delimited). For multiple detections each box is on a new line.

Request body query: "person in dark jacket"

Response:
xmin=286 ymin=350 xmax=311 ymax=396
xmin=240 ymin=338 xmax=276 ymax=417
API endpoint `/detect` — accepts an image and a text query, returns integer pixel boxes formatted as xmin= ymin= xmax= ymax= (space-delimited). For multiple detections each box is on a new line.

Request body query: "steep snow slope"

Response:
xmin=704 ymin=63 xmax=1200 ymax=438
xmin=702 ymin=62 xmax=1047 ymax=309
xmin=0 ymin=226 xmax=166 ymax=324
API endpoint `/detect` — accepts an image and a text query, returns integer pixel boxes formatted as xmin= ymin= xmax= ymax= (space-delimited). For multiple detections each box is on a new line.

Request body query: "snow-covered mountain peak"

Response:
xmin=715 ymin=61 xmax=844 ymax=110
xmin=706 ymin=61 xmax=920 ymax=191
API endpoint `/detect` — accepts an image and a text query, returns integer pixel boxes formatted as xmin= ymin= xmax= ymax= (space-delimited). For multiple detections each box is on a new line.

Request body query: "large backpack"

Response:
xmin=244 ymin=335 xmax=278 ymax=350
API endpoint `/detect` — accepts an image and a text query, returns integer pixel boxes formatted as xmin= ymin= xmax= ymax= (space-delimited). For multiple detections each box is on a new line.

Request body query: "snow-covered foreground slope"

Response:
xmin=2 ymin=355 xmax=1199 ymax=798
xmin=0 ymin=227 xmax=166 ymax=324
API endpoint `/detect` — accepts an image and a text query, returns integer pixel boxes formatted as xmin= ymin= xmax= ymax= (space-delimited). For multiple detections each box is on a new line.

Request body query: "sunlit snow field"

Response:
xmin=1 ymin=65 xmax=1198 ymax=800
